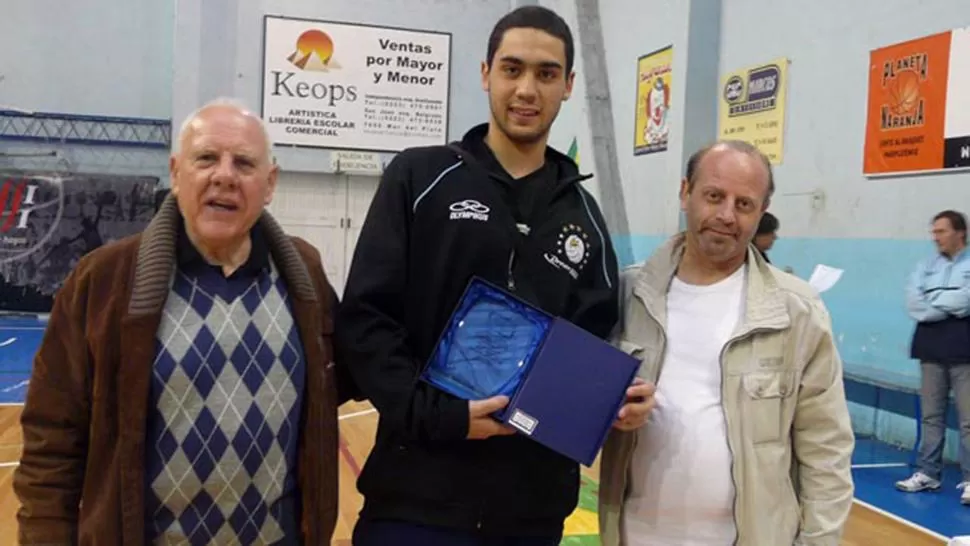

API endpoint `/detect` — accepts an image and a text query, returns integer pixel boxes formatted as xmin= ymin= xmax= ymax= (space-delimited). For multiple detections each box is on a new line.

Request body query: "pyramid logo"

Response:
xmin=287 ymin=29 xmax=341 ymax=72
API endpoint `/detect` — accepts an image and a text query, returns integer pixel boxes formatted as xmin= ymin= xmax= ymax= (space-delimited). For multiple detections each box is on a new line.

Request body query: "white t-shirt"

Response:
xmin=622 ymin=265 xmax=746 ymax=546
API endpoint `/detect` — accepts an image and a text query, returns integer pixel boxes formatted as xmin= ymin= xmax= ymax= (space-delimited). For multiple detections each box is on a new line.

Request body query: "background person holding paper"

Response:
xmin=895 ymin=209 xmax=970 ymax=505
xmin=335 ymin=6 xmax=654 ymax=546
xmin=598 ymin=141 xmax=855 ymax=546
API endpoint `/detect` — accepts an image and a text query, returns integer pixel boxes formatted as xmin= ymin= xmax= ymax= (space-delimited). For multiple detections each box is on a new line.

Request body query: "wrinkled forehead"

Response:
xmin=179 ymin=109 xmax=270 ymax=161
xmin=695 ymin=150 xmax=769 ymax=197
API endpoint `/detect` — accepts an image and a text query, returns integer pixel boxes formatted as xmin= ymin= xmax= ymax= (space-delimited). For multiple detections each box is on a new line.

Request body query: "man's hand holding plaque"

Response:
xmin=612 ymin=378 xmax=657 ymax=432
xmin=466 ymin=395 xmax=517 ymax=440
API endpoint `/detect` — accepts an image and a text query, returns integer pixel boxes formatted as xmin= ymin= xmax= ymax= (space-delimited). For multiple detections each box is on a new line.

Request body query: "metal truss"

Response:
xmin=0 ymin=110 xmax=171 ymax=149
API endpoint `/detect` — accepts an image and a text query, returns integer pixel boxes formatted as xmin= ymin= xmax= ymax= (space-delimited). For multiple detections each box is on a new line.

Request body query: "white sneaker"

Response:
xmin=959 ymin=482 xmax=970 ymax=505
xmin=895 ymin=472 xmax=942 ymax=492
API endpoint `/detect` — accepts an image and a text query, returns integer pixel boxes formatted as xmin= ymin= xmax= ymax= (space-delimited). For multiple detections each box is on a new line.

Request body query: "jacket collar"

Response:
xmin=633 ymin=232 xmax=791 ymax=335
xmin=126 ymin=193 xmax=317 ymax=317
xmin=454 ymin=123 xmax=592 ymax=185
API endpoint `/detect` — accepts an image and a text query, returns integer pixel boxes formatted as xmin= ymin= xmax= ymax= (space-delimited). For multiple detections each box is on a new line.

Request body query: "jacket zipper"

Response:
xmin=507 ymin=249 xmax=516 ymax=291
xmin=620 ymin=301 xmax=667 ymax=502
xmin=717 ymin=337 xmax=742 ymax=546
xmin=639 ymin=306 xmax=668 ymax=386
xmin=717 ymin=326 xmax=772 ymax=546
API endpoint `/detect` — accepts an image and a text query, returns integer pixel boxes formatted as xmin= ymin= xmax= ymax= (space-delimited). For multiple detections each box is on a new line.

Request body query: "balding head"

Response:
xmin=684 ymin=140 xmax=774 ymax=200
xmin=174 ymin=98 xmax=274 ymax=163
xmin=169 ymin=98 xmax=279 ymax=264
xmin=679 ymin=140 xmax=774 ymax=269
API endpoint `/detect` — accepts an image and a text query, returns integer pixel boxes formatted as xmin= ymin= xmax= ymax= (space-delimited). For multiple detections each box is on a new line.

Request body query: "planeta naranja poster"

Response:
xmin=863 ymin=27 xmax=970 ymax=176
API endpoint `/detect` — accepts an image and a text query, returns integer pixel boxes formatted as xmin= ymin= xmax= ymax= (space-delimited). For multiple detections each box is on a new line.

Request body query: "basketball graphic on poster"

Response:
xmin=888 ymin=69 xmax=920 ymax=116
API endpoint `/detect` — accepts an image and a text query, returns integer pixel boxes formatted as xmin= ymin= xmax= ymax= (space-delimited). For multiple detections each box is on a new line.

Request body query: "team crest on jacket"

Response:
xmin=543 ymin=224 xmax=591 ymax=280
xmin=558 ymin=224 xmax=591 ymax=267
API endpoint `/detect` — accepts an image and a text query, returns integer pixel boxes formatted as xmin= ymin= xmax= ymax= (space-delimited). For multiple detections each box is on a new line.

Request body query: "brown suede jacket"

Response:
xmin=13 ymin=195 xmax=354 ymax=545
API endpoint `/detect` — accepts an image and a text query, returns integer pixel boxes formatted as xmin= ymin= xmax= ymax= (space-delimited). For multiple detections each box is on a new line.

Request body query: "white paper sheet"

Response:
xmin=807 ymin=264 xmax=844 ymax=294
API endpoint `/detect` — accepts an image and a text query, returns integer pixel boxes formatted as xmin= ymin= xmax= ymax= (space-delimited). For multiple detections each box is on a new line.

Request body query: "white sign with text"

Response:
xmin=261 ymin=16 xmax=451 ymax=152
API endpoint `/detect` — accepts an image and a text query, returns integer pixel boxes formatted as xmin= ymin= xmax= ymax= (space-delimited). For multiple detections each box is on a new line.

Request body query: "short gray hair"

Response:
xmin=684 ymin=140 xmax=774 ymax=197
xmin=172 ymin=97 xmax=274 ymax=162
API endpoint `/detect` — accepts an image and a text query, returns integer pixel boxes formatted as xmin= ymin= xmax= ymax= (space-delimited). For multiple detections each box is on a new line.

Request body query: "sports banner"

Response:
xmin=717 ymin=57 xmax=790 ymax=165
xmin=0 ymin=172 xmax=158 ymax=313
xmin=863 ymin=27 xmax=970 ymax=176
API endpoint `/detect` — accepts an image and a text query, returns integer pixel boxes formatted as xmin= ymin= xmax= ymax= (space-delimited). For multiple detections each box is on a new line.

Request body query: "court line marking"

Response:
xmin=0 ymin=327 xmax=46 ymax=331
xmin=851 ymin=462 xmax=910 ymax=469
xmin=0 ymin=461 xmax=18 ymax=468
xmin=1 ymin=380 xmax=29 ymax=393
xmin=851 ymin=498 xmax=951 ymax=542
xmin=339 ymin=408 xmax=376 ymax=421
xmin=338 ymin=436 xmax=362 ymax=477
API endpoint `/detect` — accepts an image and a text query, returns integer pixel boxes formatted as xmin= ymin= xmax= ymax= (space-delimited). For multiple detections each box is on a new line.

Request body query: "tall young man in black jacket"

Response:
xmin=337 ymin=6 xmax=654 ymax=545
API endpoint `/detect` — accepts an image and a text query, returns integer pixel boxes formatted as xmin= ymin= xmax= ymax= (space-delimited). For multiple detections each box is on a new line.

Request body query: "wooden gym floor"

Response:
xmin=0 ymin=401 xmax=948 ymax=545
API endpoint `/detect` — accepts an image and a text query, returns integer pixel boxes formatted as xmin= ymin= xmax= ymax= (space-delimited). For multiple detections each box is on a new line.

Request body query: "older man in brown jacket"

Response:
xmin=14 ymin=98 xmax=355 ymax=545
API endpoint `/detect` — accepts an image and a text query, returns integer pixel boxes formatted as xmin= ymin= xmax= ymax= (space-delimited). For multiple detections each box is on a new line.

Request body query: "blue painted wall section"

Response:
xmin=771 ymin=237 xmax=963 ymax=462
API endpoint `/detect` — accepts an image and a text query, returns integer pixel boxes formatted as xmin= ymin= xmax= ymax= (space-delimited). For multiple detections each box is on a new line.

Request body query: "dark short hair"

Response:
xmin=486 ymin=6 xmax=575 ymax=75
xmin=757 ymin=211 xmax=779 ymax=235
xmin=933 ymin=209 xmax=968 ymax=236
xmin=684 ymin=140 xmax=775 ymax=198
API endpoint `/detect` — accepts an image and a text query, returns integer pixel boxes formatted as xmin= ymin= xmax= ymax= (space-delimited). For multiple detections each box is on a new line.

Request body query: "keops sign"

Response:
xmin=261 ymin=15 xmax=452 ymax=153
xmin=0 ymin=176 xmax=65 ymax=265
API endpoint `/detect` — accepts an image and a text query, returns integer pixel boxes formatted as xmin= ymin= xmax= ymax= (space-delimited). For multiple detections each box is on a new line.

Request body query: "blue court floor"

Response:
xmin=0 ymin=315 xmax=968 ymax=539
xmin=0 ymin=315 xmax=45 ymax=404
xmin=852 ymin=438 xmax=969 ymax=539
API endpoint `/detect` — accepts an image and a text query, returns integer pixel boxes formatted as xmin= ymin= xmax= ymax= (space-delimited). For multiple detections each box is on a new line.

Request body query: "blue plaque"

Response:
xmin=421 ymin=278 xmax=551 ymax=401
xmin=421 ymin=277 xmax=641 ymax=466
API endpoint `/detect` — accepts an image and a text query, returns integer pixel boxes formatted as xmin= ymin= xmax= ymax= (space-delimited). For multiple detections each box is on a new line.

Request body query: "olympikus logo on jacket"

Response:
xmin=448 ymin=199 xmax=490 ymax=222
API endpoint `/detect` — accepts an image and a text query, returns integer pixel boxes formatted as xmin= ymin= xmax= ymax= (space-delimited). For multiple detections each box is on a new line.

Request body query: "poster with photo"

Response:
xmin=634 ymin=45 xmax=672 ymax=156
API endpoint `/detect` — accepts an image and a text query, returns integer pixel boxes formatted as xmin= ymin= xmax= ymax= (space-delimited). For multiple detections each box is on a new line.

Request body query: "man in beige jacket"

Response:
xmin=598 ymin=141 xmax=855 ymax=545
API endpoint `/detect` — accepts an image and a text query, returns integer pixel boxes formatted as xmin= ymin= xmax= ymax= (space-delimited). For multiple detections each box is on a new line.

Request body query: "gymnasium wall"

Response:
xmin=605 ymin=0 xmax=970 ymax=457
xmin=721 ymin=0 xmax=970 ymax=459
xmin=0 ymin=0 xmax=173 ymax=179
xmin=4 ymin=0 xmax=966 ymax=456
xmin=173 ymin=0 xmax=519 ymax=176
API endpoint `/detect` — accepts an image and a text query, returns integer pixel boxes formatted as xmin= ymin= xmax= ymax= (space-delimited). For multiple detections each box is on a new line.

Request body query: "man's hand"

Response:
xmin=612 ymin=378 xmax=656 ymax=431
xmin=467 ymin=395 xmax=517 ymax=440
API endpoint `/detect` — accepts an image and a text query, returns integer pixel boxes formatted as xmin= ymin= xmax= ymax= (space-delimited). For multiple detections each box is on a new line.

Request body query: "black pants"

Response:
xmin=352 ymin=519 xmax=562 ymax=546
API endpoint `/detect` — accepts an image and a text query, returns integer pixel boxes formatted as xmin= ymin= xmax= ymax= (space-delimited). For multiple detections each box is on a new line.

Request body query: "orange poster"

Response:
xmin=863 ymin=31 xmax=952 ymax=175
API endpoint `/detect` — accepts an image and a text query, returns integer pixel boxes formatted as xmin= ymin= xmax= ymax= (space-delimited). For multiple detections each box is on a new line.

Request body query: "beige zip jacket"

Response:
xmin=598 ymin=233 xmax=855 ymax=546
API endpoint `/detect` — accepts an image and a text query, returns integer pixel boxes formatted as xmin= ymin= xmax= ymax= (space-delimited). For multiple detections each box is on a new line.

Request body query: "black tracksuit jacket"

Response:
xmin=335 ymin=123 xmax=620 ymax=537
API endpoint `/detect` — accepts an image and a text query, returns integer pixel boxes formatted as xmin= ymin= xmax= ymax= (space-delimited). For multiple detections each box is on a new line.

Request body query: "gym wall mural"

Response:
xmin=0 ymin=171 xmax=159 ymax=313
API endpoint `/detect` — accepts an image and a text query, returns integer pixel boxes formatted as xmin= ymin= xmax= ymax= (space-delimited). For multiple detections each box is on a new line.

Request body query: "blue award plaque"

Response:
xmin=421 ymin=278 xmax=552 ymax=401
xmin=421 ymin=277 xmax=641 ymax=466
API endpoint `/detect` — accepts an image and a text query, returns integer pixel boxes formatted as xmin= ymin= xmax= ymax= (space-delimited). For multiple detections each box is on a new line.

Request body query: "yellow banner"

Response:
xmin=634 ymin=45 xmax=673 ymax=156
xmin=717 ymin=57 xmax=789 ymax=164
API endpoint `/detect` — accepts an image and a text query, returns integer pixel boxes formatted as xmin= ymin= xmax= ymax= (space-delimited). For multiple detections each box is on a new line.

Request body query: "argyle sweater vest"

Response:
xmin=145 ymin=259 xmax=306 ymax=545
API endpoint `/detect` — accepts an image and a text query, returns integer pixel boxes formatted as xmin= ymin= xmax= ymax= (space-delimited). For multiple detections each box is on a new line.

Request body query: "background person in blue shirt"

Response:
xmin=896 ymin=209 xmax=970 ymax=505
